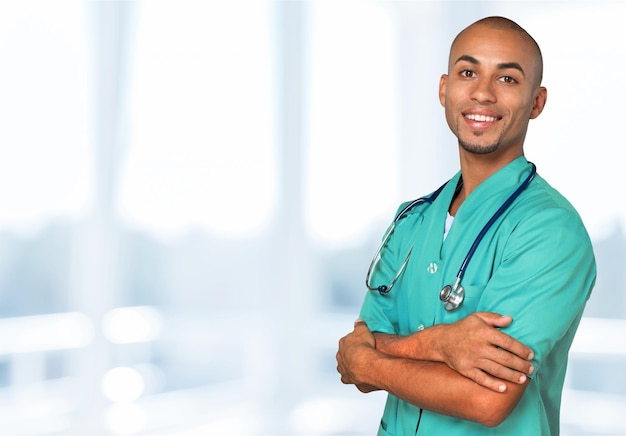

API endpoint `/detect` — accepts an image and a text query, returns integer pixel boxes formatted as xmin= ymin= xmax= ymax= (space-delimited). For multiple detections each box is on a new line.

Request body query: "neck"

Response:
xmin=449 ymin=179 xmax=465 ymax=216
xmin=450 ymin=151 xmax=524 ymax=216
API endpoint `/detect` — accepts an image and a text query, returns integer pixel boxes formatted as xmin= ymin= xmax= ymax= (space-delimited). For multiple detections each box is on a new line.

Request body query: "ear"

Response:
xmin=530 ymin=86 xmax=547 ymax=119
xmin=439 ymin=74 xmax=448 ymax=107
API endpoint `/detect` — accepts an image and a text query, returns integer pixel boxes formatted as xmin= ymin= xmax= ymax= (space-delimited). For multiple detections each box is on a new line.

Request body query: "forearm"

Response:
xmin=343 ymin=328 xmax=429 ymax=394
xmin=358 ymin=346 xmax=526 ymax=427
xmin=372 ymin=314 xmax=534 ymax=393
xmin=374 ymin=328 xmax=442 ymax=362
xmin=338 ymin=317 xmax=531 ymax=424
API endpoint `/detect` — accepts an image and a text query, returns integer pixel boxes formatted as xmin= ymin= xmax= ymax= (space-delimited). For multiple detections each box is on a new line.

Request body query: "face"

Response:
xmin=439 ymin=24 xmax=547 ymax=160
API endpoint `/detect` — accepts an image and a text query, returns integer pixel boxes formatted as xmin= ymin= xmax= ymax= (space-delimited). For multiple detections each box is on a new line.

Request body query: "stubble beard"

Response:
xmin=459 ymin=131 xmax=501 ymax=155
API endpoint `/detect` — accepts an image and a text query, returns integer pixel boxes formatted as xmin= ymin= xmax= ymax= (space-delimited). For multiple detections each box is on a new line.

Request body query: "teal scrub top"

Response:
xmin=360 ymin=157 xmax=596 ymax=436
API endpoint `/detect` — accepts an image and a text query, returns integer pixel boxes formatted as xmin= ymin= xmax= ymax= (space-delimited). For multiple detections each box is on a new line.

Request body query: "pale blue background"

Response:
xmin=0 ymin=1 xmax=623 ymax=434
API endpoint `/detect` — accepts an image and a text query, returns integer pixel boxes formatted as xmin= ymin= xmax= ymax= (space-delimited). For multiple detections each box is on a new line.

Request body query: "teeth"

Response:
xmin=466 ymin=114 xmax=498 ymax=122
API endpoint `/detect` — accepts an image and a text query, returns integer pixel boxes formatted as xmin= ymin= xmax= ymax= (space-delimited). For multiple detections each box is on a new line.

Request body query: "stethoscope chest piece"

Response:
xmin=440 ymin=280 xmax=464 ymax=311
xmin=366 ymin=163 xmax=536 ymax=312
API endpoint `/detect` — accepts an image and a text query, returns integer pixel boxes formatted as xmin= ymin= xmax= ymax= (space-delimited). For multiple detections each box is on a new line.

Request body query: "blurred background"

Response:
xmin=0 ymin=0 xmax=624 ymax=434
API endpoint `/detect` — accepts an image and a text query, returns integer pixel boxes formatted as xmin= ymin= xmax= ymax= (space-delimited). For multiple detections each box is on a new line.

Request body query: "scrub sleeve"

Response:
xmin=358 ymin=157 xmax=596 ymax=435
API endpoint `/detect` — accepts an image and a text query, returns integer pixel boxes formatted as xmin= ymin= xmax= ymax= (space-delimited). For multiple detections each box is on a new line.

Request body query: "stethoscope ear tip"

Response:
xmin=377 ymin=285 xmax=389 ymax=295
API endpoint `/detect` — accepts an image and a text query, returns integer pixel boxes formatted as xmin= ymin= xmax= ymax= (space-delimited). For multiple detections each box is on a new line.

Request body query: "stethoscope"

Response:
xmin=365 ymin=163 xmax=537 ymax=311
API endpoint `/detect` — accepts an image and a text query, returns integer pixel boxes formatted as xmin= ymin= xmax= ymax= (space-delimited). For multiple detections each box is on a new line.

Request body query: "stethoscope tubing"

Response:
xmin=393 ymin=182 xmax=448 ymax=224
xmin=365 ymin=182 xmax=448 ymax=294
xmin=455 ymin=163 xmax=536 ymax=283
xmin=366 ymin=163 xmax=537 ymax=305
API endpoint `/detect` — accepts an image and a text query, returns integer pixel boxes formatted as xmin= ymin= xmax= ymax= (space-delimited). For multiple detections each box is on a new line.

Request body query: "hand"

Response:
xmin=336 ymin=321 xmax=380 ymax=393
xmin=432 ymin=312 xmax=534 ymax=392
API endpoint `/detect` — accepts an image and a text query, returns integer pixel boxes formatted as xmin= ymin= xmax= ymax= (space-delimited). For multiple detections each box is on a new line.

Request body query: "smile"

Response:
xmin=464 ymin=113 xmax=500 ymax=122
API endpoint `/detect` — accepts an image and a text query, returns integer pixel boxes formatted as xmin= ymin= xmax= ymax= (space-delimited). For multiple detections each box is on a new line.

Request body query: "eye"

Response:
xmin=459 ymin=69 xmax=476 ymax=78
xmin=499 ymin=75 xmax=518 ymax=84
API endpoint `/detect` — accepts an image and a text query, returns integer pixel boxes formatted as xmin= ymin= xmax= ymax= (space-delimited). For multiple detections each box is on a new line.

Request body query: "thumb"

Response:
xmin=353 ymin=318 xmax=369 ymax=331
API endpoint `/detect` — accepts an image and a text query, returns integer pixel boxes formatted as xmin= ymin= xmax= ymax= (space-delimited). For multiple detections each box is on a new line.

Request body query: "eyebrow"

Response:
xmin=454 ymin=55 xmax=526 ymax=78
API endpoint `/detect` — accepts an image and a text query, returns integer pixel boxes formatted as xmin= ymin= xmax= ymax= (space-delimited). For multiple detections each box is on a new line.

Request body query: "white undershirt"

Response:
xmin=443 ymin=212 xmax=455 ymax=241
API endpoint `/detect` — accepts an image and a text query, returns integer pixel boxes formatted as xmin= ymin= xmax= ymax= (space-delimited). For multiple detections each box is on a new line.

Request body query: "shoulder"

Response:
xmin=505 ymin=174 xmax=594 ymax=257
xmin=394 ymin=179 xmax=454 ymax=220
xmin=525 ymin=174 xmax=578 ymax=211
xmin=512 ymin=174 xmax=585 ymax=227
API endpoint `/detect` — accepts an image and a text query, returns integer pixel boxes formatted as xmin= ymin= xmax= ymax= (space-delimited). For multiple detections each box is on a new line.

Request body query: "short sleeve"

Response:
xmin=476 ymin=207 xmax=596 ymax=375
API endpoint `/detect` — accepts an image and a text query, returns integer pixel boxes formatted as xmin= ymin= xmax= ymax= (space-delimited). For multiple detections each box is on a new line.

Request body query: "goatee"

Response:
xmin=459 ymin=132 xmax=499 ymax=154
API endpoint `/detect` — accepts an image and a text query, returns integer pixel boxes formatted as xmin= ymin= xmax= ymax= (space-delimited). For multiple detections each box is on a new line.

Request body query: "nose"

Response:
xmin=470 ymin=77 xmax=496 ymax=104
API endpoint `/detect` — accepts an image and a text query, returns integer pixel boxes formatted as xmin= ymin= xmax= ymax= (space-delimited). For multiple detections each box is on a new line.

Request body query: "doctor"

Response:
xmin=336 ymin=16 xmax=596 ymax=435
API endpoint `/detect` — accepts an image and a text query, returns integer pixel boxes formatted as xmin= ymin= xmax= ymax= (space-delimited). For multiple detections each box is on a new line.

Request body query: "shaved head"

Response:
xmin=439 ymin=15 xmax=549 ymax=160
xmin=450 ymin=17 xmax=543 ymax=88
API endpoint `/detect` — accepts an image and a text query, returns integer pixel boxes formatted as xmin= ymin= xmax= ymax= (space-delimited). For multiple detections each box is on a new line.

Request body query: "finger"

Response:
xmin=491 ymin=330 xmax=534 ymax=360
xmin=488 ymin=347 xmax=535 ymax=375
xmin=353 ymin=320 xmax=369 ymax=332
xmin=467 ymin=368 xmax=509 ymax=393
xmin=338 ymin=365 xmax=355 ymax=385
xmin=336 ymin=360 xmax=348 ymax=380
xmin=473 ymin=312 xmax=513 ymax=328
xmin=474 ymin=314 xmax=534 ymax=360
xmin=479 ymin=357 xmax=530 ymax=385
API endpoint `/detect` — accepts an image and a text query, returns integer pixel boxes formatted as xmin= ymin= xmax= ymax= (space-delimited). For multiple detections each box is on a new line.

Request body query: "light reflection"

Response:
xmin=0 ymin=312 xmax=93 ymax=354
xmin=102 ymin=306 xmax=162 ymax=344
xmin=101 ymin=367 xmax=145 ymax=403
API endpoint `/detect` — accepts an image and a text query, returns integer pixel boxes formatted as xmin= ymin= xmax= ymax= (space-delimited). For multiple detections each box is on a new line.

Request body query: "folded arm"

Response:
xmin=353 ymin=340 xmax=528 ymax=426
xmin=337 ymin=314 xmax=533 ymax=426
xmin=375 ymin=312 xmax=534 ymax=392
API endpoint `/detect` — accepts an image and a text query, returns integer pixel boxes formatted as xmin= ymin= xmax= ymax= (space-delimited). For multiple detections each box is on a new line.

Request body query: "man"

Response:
xmin=336 ymin=16 xmax=596 ymax=435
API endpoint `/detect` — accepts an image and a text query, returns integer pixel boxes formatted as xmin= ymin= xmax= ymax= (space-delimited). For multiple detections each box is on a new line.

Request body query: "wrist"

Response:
xmin=418 ymin=324 xmax=445 ymax=362
xmin=356 ymin=346 xmax=386 ymax=387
